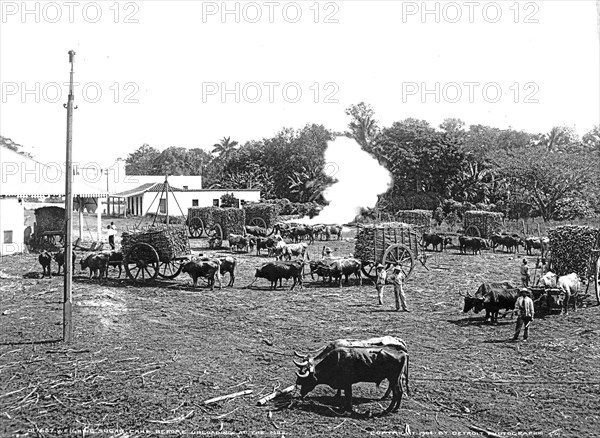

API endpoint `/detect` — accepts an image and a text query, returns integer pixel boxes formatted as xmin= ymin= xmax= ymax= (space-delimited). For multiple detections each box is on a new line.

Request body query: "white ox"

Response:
xmin=539 ymin=271 xmax=582 ymax=314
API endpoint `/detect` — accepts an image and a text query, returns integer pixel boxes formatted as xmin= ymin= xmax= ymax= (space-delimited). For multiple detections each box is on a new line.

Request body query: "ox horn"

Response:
xmin=294 ymin=351 xmax=307 ymax=358
xmin=293 ymin=359 xmax=309 ymax=367
xmin=296 ymin=370 xmax=310 ymax=378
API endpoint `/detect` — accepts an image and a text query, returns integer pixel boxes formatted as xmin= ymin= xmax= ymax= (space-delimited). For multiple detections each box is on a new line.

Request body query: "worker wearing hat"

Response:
xmin=389 ymin=265 xmax=409 ymax=312
xmin=513 ymin=288 xmax=535 ymax=341
xmin=375 ymin=264 xmax=387 ymax=305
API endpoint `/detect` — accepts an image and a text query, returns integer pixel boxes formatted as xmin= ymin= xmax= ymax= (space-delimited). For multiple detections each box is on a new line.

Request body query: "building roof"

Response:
xmin=0 ymin=146 xmax=109 ymax=198
xmin=111 ymin=182 xmax=261 ymax=197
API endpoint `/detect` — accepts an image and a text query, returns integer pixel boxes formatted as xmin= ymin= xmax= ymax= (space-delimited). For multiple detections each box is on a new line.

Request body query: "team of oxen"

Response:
xmin=421 ymin=232 xmax=549 ymax=256
xmin=188 ymin=222 xmax=361 ymax=291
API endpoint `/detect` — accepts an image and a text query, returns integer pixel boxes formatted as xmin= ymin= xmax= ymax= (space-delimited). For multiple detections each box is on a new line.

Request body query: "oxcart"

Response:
xmin=188 ymin=207 xmax=246 ymax=249
xmin=355 ymin=222 xmax=428 ymax=281
xmin=32 ymin=206 xmax=65 ymax=248
xmin=243 ymin=203 xmax=279 ymax=236
xmin=121 ymin=225 xmax=191 ymax=284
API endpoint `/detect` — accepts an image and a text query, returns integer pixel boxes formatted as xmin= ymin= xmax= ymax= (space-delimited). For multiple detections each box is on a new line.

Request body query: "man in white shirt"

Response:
xmin=513 ymin=288 xmax=535 ymax=341
xmin=375 ymin=264 xmax=387 ymax=305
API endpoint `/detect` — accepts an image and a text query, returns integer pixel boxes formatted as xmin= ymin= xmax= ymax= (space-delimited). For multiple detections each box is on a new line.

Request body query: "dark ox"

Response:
xmin=251 ymin=260 xmax=304 ymax=290
xmin=255 ymin=237 xmax=279 ymax=256
xmin=462 ymin=282 xmax=519 ymax=323
xmin=524 ymin=237 xmax=549 ymax=256
xmin=326 ymin=258 xmax=362 ymax=287
xmin=39 ymin=251 xmax=52 ymax=278
xmin=458 ymin=236 xmax=489 ymax=255
xmin=199 ymin=256 xmax=237 ymax=287
xmin=181 ymin=260 xmax=222 ymax=290
xmin=490 ymin=234 xmax=524 ymax=253
xmin=421 ymin=233 xmax=452 ymax=252
xmin=228 ymin=234 xmax=255 ymax=252
xmin=294 ymin=345 xmax=410 ymax=415
xmin=53 ymin=250 xmax=76 ymax=275
xmin=79 ymin=253 xmax=109 ymax=279
xmin=289 ymin=226 xmax=315 ymax=244
xmin=294 ymin=336 xmax=408 ymax=400
xmin=102 ymin=251 xmax=124 ymax=278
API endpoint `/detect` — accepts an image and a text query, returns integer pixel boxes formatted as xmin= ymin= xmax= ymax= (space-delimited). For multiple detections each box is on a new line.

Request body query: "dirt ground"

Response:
xmin=1 ymin=224 xmax=599 ymax=438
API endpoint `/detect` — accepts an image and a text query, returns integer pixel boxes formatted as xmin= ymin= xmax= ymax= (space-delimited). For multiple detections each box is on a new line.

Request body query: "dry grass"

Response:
xmin=1 ymin=227 xmax=599 ymax=437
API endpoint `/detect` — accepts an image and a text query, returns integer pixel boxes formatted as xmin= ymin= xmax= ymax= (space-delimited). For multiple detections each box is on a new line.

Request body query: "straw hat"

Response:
xmin=376 ymin=263 xmax=384 ymax=270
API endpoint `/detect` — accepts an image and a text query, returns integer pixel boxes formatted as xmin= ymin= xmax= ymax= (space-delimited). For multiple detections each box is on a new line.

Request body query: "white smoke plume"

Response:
xmin=293 ymin=137 xmax=392 ymax=225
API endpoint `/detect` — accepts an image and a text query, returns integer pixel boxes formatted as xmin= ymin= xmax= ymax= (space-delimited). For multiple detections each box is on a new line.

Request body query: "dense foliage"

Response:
xmin=120 ymin=104 xmax=599 ymax=222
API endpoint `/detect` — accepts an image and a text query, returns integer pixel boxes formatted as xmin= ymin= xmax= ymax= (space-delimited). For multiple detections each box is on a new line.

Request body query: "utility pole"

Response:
xmin=63 ymin=50 xmax=76 ymax=343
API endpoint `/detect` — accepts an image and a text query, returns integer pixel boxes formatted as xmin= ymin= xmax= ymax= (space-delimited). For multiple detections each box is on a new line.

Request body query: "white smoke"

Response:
xmin=293 ymin=137 xmax=392 ymax=225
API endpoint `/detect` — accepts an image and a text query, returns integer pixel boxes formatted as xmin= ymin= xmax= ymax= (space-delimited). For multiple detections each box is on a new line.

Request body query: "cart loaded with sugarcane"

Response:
xmin=187 ymin=206 xmax=246 ymax=249
xmin=528 ymin=225 xmax=600 ymax=311
xmin=354 ymin=222 xmax=428 ymax=281
xmin=121 ymin=178 xmax=191 ymax=283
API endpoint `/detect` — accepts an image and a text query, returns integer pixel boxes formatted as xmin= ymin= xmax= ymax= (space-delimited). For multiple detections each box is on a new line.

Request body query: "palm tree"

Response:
xmin=211 ymin=137 xmax=239 ymax=163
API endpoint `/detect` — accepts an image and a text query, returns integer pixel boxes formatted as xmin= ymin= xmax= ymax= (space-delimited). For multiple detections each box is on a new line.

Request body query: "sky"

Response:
xmin=1 ymin=1 xmax=599 ymax=168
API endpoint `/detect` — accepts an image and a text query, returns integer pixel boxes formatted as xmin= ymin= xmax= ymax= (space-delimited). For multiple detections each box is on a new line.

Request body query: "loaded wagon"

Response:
xmin=547 ymin=225 xmax=600 ymax=304
xmin=121 ymin=225 xmax=191 ymax=283
xmin=32 ymin=206 xmax=65 ymax=248
xmin=243 ymin=202 xmax=279 ymax=236
xmin=188 ymin=206 xmax=246 ymax=249
xmin=354 ymin=222 xmax=428 ymax=281
xmin=462 ymin=211 xmax=503 ymax=238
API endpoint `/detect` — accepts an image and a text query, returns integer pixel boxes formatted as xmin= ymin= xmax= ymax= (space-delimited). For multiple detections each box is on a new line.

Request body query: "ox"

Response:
xmin=524 ymin=237 xmax=549 ymax=256
xmin=462 ymin=282 xmax=519 ymax=323
xmin=228 ymin=234 xmax=254 ymax=252
xmin=256 ymin=237 xmax=279 ymax=256
xmin=289 ymin=226 xmax=315 ymax=244
xmin=323 ymin=225 xmax=343 ymax=241
xmin=459 ymin=236 xmax=488 ymax=255
xmin=53 ymin=250 xmax=76 ymax=275
xmin=556 ymin=273 xmax=582 ymax=314
xmin=244 ymin=225 xmax=269 ymax=238
xmin=79 ymin=253 xmax=109 ymax=279
xmin=327 ymin=258 xmax=362 ymax=287
xmin=294 ymin=345 xmax=410 ymax=415
xmin=294 ymin=336 xmax=408 ymax=400
xmin=282 ymin=242 xmax=309 ymax=261
xmin=199 ymin=256 xmax=237 ymax=287
xmin=421 ymin=233 xmax=452 ymax=252
xmin=39 ymin=251 xmax=52 ymax=278
xmin=251 ymin=260 xmax=304 ymax=290
xmin=182 ymin=260 xmax=222 ymax=290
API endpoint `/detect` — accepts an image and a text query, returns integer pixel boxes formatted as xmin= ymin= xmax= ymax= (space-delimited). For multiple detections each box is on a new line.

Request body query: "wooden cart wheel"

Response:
xmin=211 ymin=224 xmax=224 ymax=249
xmin=361 ymin=261 xmax=378 ymax=281
xmin=158 ymin=259 xmax=184 ymax=279
xmin=188 ymin=217 xmax=204 ymax=238
xmin=124 ymin=243 xmax=160 ymax=284
xmin=249 ymin=217 xmax=272 ymax=236
xmin=383 ymin=243 xmax=415 ymax=280
xmin=465 ymin=225 xmax=481 ymax=237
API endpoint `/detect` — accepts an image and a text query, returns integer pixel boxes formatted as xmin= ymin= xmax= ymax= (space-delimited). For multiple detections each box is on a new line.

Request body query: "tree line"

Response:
xmin=124 ymin=103 xmax=599 ymax=222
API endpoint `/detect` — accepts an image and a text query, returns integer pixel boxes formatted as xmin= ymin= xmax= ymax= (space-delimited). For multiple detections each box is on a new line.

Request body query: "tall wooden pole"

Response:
xmin=63 ymin=50 xmax=76 ymax=343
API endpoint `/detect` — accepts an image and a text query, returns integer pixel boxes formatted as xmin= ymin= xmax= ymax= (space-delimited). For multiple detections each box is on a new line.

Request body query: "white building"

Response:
xmin=0 ymin=198 xmax=25 ymax=256
xmin=112 ymin=182 xmax=260 ymax=216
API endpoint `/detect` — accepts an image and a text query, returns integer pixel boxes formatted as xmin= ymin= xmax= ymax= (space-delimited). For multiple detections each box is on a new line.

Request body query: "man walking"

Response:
xmin=513 ymin=288 xmax=535 ymax=341
xmin=520 ymin=259 xmax=530 ymax=287
xmin=375 ymin=264 xmax=387 ymax=305
xmin=390 ymin=265 xmax=409 ymax=312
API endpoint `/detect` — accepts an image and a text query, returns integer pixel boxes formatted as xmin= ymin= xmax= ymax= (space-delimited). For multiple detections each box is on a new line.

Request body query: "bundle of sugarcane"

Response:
xmin=463 ymin=211 xmax=503 ymax=238
xmin=243 ymin=202 xmax=280 ymax=227
xmin=395 ymin=210 xmax=432 ymax=230
xmin=121 ymin=225 xmax=190 ymax=262
xmin=34 ymin=206 xmax=65 ymax=234
xmin=212 ymin=208 xmax=246 ymax=237
xmin=548 ymin=225 xmax=599 ymax=278
xmin=354 ymin=222 xmax=415 ymax=263
xmin=187 ymin=206 xmax=218 ymax=228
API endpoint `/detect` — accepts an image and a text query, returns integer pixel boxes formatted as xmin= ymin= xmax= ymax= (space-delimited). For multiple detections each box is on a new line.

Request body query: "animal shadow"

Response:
xmin=293 ymin=395 xmax=385 ymax=418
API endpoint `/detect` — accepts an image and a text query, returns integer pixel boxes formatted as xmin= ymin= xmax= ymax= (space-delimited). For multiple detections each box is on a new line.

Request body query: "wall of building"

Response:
xmin=0 ymin=198 xmax=25 ymax=255
xmin=127 ymin=190 xmax=261 ymax=216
